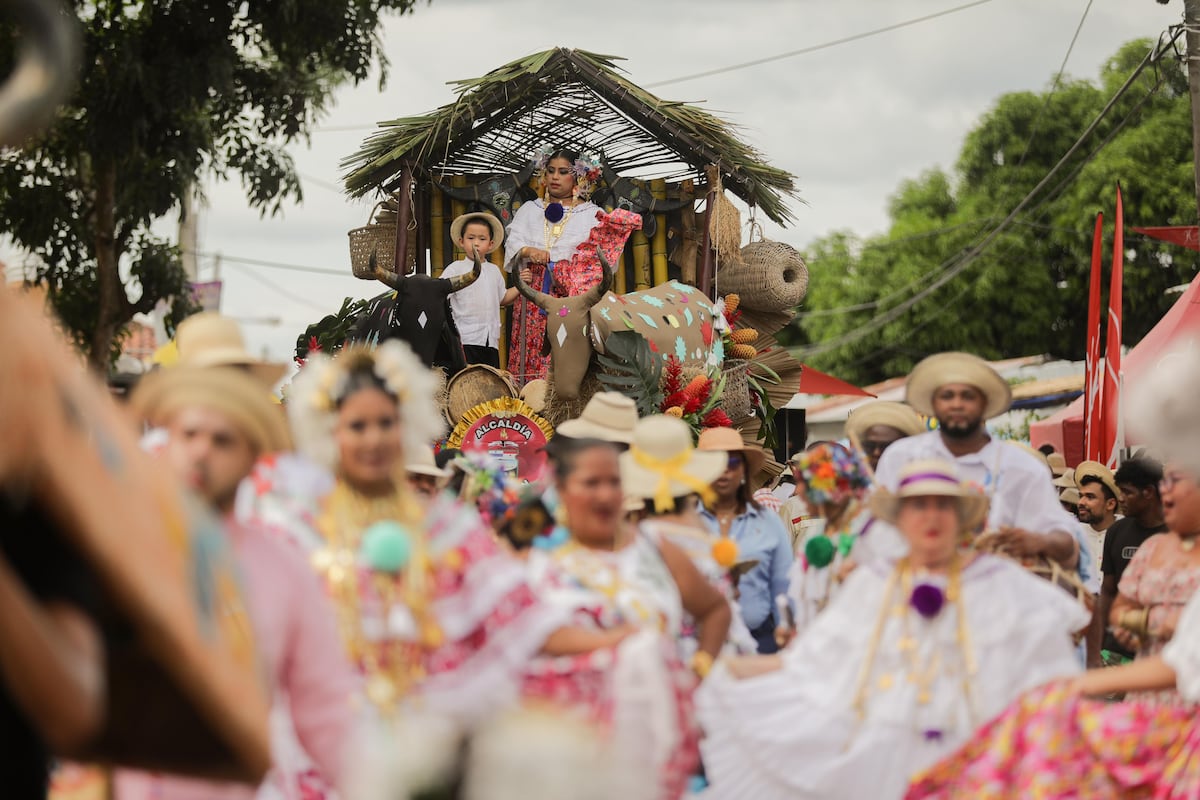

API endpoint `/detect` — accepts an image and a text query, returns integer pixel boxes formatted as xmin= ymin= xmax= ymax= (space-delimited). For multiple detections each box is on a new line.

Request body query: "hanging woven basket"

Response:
xmin=348 ymin=198 xmax=415 ymax=279
xmin=720 ymin=358 xmax=754 ymax=422
xmin=718 ymin=239 xmax=809 ymax=312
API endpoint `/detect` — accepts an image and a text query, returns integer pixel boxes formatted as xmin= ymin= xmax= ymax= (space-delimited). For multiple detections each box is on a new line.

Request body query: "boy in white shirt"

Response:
xmin=441 ymin=212 xmax=525 ymax=368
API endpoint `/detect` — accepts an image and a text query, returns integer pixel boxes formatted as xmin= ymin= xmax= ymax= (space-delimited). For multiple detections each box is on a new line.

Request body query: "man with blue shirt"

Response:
xmin=696 ymin=427 xmax=793 ymax=654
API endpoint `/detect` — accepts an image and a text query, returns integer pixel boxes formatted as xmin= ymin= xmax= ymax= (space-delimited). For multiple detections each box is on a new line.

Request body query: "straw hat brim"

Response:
xmin=905 ymin=352 xmax=1011 ymax=420
xmin=1052 ymin=473 xmax=1077 ymax=489
xmin=845 ymin=402 xmax=925 ymax=441
xmin=619 ymin=448 xmax=727 ymax=502
xmin=869 ymin=483 xmax=989 ymax=533
xmin=1074 ymin=460 xmax=1119 ymax=499
xmin=132 ymin=366 xmax=292 ymax=454
xmin=556 ymin=416 xmax=635 ymax=444
xmin=696 ymin=428 xmax=767 ymax=477
xmin=181 ymin=348 xmax=289 ymax=387
xmin=449 ymin=212 xmax=505 ymax=252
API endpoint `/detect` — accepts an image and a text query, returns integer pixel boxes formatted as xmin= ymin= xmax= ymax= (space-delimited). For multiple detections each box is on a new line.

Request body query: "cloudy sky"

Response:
xmin=15 ymin=0 xmax=1185 ymax=362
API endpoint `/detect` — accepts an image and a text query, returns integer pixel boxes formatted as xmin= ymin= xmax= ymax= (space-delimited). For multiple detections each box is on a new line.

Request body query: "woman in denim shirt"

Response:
xmin=697 ymin=428 xmax=793 ymax=653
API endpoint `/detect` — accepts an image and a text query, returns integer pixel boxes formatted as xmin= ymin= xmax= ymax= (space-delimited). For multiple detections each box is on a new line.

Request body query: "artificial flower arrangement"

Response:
xmin=718 ymin=293 xmax=760 ymax=361
xmin=659 ymin=354 xmax=733 ymax=434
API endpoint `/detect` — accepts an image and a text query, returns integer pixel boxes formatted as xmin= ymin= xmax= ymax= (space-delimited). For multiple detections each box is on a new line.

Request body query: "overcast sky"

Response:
xmin=10 ymin=0 xmax=1186 ymax=363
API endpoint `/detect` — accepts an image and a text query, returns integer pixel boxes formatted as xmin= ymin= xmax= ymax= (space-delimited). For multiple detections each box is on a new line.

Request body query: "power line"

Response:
xmin=1015 ymin=0 xmax=1095 ymax=167
xmin=198 ymin=251 xmax=350 ymax=277
xmin=794 ymin=33 xmax=1175 ymax=360
xmin=222 ymin=259 xmax=336 ymax=313
xmin=646 ymin=0 xmax=998 ymax=89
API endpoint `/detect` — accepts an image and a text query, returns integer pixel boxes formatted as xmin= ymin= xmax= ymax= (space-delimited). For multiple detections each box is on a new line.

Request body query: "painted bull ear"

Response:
xmin=582 ymin=250 xmax=615 ymax=308
xmin=448 ymin=252 xmax=482 ymax=293
xmin=513 ymin=261 xmax=552 ymax=310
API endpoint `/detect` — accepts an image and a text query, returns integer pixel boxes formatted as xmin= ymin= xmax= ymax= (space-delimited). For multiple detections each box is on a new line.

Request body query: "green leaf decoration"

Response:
xmin=596 ymin=331 xmax=665 ymax=417
xmin=294 ymin=295 xmax=372 ymax=364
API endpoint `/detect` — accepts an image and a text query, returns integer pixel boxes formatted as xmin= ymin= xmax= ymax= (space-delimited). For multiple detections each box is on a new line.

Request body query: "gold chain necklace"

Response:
xmin=555 ymin=540 xmax=662 ymax=629
xmin=543 ymin=198 xmax=578 ymax=251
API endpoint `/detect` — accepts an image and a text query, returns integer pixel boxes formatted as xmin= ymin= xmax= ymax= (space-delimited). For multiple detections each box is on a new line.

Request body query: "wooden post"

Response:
xmin=449 ymin=175 xmax=467 ymax=261
xmin=430 ymin=183 xmax=446 ymax=276
xmin=650 ymin=178 xmax=669 ymax=286
xmin=698 ymin=166 xmax=719 ymax=299
xmin=679 ymin=179 xmax=698 ymax=286
xmin=413 ymin=180 xmax=427 ymax=277
xmin=393 ymin=164 xmax=413 ymax=276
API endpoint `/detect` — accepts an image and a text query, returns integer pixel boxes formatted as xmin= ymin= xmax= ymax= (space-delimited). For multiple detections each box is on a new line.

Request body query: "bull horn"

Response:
xmin=448 ymin=249 xmax=483 ymax=293
xmin=513 ymin=259 xmax=552 ymax=310
xmin=582 ymin=250 xmax=615 ymax=307
xmin=370 ymin=249 xmax=403 ymax=290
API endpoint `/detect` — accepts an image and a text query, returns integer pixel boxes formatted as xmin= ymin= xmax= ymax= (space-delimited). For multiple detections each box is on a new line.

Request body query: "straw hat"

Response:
xmin=520 ymin=378 xmax=548 ymax=414
xmin=131 ymin=365 xmax=292 ymax=454
xmin=556 ymin=392 xmax=638 ymax=444
xmin=174 ymin=312 xmax=288 ymax=386
xmin=869 ymin=459 xmax=989 ymax=532
xmin=406 ymin=444 xmax=452 ymax=479
xmin=1053 ymin=472 xmax=1077 ymax=490
xmin=1059 ymin=487 xmax=1081 ymax=507
xmin=697 ymin=426 xmax=767 ymax=478
xmin=905 ymin=352 xmax=1011 ymax=420
xmin=620 ymin=416 xmax=726 ymax=510
xmin=1074 ymin=460 xmax=1119 ymax=499
xmin=1046 ymin=452 xmax=1069 ymax=476
xmin=845 ymin=400 xmax=924 ymax=441
xmin=449 ymin=212 xmax=505 ymax=254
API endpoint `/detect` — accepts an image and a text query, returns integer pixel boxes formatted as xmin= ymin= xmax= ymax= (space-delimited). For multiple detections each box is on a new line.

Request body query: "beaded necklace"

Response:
xmin=313 ymin=481 xmax=441 ymax=716
xmin=849 ymin=554 xmax=978 ymax=734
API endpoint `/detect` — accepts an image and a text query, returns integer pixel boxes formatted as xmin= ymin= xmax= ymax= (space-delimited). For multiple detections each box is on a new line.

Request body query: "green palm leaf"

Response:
xmin=596 ymin=331 xmax=664 ymax=417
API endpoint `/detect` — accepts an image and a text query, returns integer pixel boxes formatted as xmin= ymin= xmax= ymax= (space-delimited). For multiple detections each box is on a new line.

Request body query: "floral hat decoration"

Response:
xmin=453 ymin=450 xmax=555 ymax=550
xmin=790 ymin=441 xmax=872 ymax=507
xmin=287 ymin=340 xmax=445 ymax=473
xmin=531 ymin=144 xmax=603 ymax=203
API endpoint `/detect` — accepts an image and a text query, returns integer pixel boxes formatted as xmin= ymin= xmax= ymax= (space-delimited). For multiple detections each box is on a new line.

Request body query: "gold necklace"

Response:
xmin=543 ymin=197 xmax=578 ymax=249
xmin=555 ymin=540 xmax=662 ymax=629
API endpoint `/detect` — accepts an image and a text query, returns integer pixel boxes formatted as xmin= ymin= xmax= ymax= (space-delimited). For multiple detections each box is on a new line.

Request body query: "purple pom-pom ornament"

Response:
xmin=544 ymin=202 xmax=565 ymax=223
xmin=910 ymin=583 xmax=945 ymax=619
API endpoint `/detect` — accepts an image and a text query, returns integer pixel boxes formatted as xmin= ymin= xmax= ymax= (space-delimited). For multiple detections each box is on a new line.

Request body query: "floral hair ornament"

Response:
xmin=287 ymin=340 xmax=446 ymax=473
xmin=792 ymin=442 xmax=871 ymax=507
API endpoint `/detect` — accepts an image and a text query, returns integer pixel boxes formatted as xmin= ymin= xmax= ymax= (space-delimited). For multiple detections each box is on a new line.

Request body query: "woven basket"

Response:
xmin=720 ymin=358 xmax=753 ymax=422
xmin=718 ymin=240 xmax=809 ymax=312
xmin=445 ymin=365 xmax=519 ymax=424
xmin=348 ymin=200 xmax=416 ymax=279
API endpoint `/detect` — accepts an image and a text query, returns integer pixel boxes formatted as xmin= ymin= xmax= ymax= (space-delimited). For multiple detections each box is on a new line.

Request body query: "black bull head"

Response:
xmin=514 ymin=250 xmax=721 ymax=400
xmin=348 ymin=253 xmax=482 ymax=373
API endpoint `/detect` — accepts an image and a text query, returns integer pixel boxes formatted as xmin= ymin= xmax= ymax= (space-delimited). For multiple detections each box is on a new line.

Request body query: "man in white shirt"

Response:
xmin=875 ymin=352 xmax=1078 ymax=567
xmin=441 ymin=212 xmax=522 ymax=368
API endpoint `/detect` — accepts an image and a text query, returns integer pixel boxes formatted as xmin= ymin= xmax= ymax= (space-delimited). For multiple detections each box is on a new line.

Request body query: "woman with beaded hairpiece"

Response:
xmin=284 ymin=340 xmax=633 ymax=727
xmin=694 ymin=458 xmax=1086 ymax=800
xmin=504 ymin=145 xmax=606 ymax=384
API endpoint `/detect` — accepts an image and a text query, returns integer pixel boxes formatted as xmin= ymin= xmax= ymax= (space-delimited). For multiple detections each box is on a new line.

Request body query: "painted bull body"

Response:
xmin=348 ymin=253 xmax=482 ymax=374
xmin=515 ymin=252 xmax=724 ymax=400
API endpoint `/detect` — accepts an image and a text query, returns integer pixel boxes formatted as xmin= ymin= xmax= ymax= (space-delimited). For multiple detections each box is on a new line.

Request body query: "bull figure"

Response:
xmin=349 ymin=251 xmax=482 ymax=374
xmin=514 ymin=251 xmax=724 ymax=400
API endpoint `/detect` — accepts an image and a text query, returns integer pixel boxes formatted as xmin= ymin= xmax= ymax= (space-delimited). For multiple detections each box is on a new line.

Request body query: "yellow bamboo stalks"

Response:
xmin=651 ymin=178 xmax=668 ymax=286
xmin=615 ymin=248 xmax=627 ymax=294
xmin=430 ymin=183 xmax=446 ymax=276
xmin=632 ymin=229 xmax=651 ymax=290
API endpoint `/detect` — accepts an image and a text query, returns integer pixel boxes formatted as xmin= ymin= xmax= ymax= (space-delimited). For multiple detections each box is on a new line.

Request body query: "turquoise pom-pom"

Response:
xmin=533 ymin=526 xmax=570 ymax=551
xmin=804 ymin=535 xmax=835 ymax=569
xmin=687 ymin=774 xmax=709 ymax=794
xmin=360 ymin=521 xmax=412 ymax=573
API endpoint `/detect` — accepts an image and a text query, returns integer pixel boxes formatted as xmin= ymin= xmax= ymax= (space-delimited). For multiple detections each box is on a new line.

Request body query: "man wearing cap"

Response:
xmin=875 ymin=352 xmax=1078 ymax=567
xmin=123 ymin=367 xmax=357 ymax=798
xmin=845 ymin=400 xmax=925 ymax=472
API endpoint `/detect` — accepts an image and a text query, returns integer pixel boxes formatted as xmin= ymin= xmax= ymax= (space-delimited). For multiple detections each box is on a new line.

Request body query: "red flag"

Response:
xmin=1084 ymin=213 xmax=1104 ymax=462
xmin=1101 ymin=187 xmax=1124 ymax=468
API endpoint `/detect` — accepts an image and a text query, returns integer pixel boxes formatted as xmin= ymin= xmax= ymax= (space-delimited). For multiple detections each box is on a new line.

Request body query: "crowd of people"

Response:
xmin=6 ymin=154 xmax=1200 ymax=800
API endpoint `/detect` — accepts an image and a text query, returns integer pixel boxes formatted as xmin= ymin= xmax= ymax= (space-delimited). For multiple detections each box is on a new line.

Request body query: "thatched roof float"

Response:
xmin=341 ymin=47 xmax=797 ymax=225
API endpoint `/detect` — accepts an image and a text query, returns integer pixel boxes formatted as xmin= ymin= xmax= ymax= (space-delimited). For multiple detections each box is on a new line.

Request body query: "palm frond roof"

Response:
xmin=341 ymin=48 xmax=798 ymax=224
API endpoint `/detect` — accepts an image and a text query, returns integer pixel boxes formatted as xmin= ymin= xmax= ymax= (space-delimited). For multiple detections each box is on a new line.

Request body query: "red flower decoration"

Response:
xmin=702 ymin=408 xmax=733 ymax=428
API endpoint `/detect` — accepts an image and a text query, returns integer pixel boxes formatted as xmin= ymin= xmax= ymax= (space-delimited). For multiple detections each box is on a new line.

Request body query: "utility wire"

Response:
xmin=222 ymin=259 xmax=335 ymax=313
xmin=198 ymin=251 xmax=350 ymax=277
xmin=646 ymin=0 xmax=998 ymax=89
xmin=794 ymin=33 xmax=1175 ymax=360
xmin=1015 ymin=0 xmax=1094 ymax=167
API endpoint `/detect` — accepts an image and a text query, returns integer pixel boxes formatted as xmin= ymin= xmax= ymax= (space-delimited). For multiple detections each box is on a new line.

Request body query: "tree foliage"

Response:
xmin=787 ymin=39 xmax=1198 ymax=385
xmin=0 ymin=0 xmax=420 ymax=369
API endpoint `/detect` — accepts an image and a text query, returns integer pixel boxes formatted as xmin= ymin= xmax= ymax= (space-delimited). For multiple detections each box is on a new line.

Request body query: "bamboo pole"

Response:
xmin=413 ymin=181 xmax=427 ymax=277
xmin=430 ymin=182 xmax=446 ymax=276
xmin=650 ymin=178 xmax=669 ymax=286
xmin=698 ymin=166 xmax=719 ymax=299
xmin=679 ymin=180 xmax=698 ymax=286
xmin=392 ymin=164 xmax=413 ymax=276
xmin=631 ymin=229 xmax=651 ymax=290
xmin=615 ymin=248 xmax=627 ymax=294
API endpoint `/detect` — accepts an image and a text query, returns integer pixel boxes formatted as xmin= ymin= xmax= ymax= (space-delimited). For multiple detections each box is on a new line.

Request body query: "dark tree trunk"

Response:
xmin=88 ymin=162 xmax=129 ymax=373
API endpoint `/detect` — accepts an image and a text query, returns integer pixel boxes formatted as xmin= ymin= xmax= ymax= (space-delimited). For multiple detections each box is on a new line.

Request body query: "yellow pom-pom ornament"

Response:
xmin=724 ymin=294 xmax=740 ymax=313
xmin=712 ymin=537 xmax=739 ymax=568
xmin=665 ymin=406 xmax=684 ymax=418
